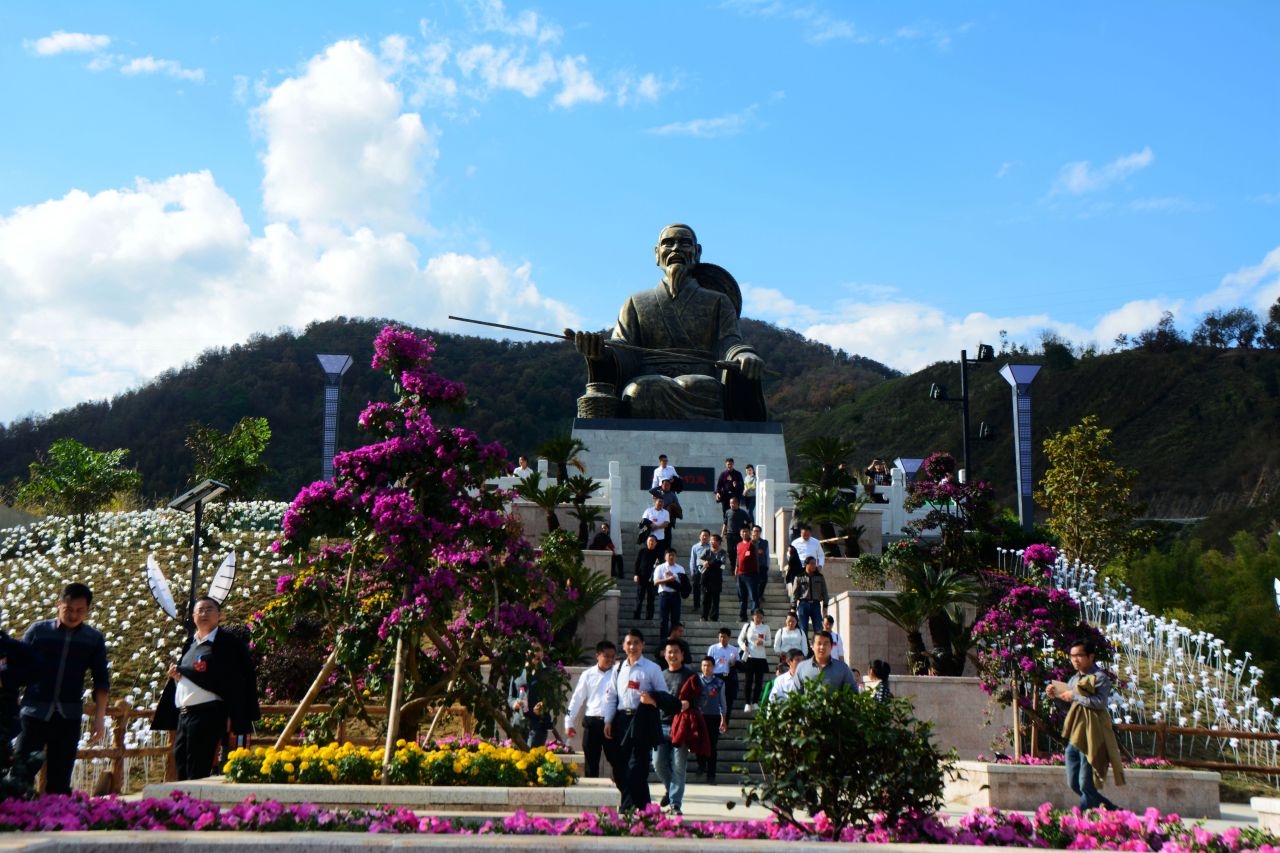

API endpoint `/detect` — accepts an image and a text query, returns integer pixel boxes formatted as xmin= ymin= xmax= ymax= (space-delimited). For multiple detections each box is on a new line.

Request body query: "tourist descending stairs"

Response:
xmin=612 ymin=526 xmax=796 ymax=782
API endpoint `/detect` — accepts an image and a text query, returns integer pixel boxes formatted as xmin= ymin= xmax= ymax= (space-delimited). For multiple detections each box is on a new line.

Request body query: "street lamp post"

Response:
xmin=167 ymin=478 xmax=229 ymax=641
xmin=929 ymin=344 xmax=995 ymax=480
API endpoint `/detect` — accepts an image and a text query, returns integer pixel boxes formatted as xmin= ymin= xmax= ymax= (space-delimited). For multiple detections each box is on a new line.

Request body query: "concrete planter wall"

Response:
xmin=945 ymin=760 xmax=1220 ymax=818
xmin=143 ymin=778 xmax=617 ymax=812
xmin=1255 ymin=797 xmax=1280 ymax=832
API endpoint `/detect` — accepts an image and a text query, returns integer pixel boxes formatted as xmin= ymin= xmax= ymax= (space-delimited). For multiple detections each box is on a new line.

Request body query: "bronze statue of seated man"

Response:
xmin=568 ymin=223 xmax=767 ymax=421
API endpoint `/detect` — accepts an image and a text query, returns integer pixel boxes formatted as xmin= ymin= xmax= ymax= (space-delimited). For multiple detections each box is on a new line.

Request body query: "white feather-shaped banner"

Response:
xmin=1274 ymin=578 xmax=1279 ymax=612
xmin=207 ymin=552 xmax=237 ymax=604
xmin=146 ymin=553 xmax=177 ymax=619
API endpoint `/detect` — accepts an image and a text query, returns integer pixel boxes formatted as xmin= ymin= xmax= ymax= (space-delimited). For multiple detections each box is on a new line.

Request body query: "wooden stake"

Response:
xmin=382 ymin=635 xmax=407 ymax=784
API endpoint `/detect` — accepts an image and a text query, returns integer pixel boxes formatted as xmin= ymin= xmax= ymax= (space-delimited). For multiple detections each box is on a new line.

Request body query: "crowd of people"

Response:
xmin=559 ymin=625 xmax=898 ymax=813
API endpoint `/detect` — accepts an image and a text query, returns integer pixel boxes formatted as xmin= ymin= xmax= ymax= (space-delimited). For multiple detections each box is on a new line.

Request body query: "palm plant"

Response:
xmin=570 ymin=504 xmax=606 ymax=548
xmin=562 ymin=474 xmax=602 ymax=547
xmin=796 ymin=437 xmax=856 ymax=490
xmin=514 ymin=471 xmax=570 ymax=534
xmin=860 ymin=562 xmax=979 ymax=675
xmin=535 ymin=436 xmax=588 ymax=482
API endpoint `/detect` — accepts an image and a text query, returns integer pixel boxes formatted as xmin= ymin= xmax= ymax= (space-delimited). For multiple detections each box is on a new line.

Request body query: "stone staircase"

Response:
xmin=612 ymin=531 xmax=795 ymax=781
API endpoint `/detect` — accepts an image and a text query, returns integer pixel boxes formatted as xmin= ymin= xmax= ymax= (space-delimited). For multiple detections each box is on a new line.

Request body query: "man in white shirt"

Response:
xmin=604 ymin=629 xmax=680 ymax=809
xmin=642 ymin=495 xmax=671 ymax=543
xmin=565 ymin=640 xmax=618 ymax=778
xmin=651 ymin=454 xmax=678 ymax=490
xmin=653 ymin=549 xmax=686 ymax=643
xmin=513 ymin=456 xmax=534 ymax=478
xmin=791 ymin=523 xmax=824 ymax=568
xmin=822 ymin=615 xmax=846 ymax=662
xmin=765 ymin=648 xmax=807 ymax=706
xmin=706 ymin=627 xmax=741 ymax=724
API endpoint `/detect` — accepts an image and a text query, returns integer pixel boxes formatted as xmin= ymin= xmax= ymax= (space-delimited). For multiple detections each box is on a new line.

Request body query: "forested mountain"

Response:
xmin=791 ymin=346 xmax=1280 ymax=519
xmin=4 ymin=316 xmax=1278 ymax=523
xmin=0 ymin=317 xmax=896 ymax=501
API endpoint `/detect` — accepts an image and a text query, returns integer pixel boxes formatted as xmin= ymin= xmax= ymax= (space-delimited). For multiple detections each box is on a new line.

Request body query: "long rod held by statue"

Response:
xmin=448 ymin=315 xmax=760 ymax=373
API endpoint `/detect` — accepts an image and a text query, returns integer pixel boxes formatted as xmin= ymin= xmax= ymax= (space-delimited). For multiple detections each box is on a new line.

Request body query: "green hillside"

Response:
xmin=0 ymin=316 xmax=895 ymax=501
xmin=792 ymin=347 xmax=1280 ymax=519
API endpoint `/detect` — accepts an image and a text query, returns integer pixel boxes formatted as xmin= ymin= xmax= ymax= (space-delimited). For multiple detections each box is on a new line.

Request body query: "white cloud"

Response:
xmin=554 ymin=55 xmax=606 ymax=107
xmin=995 ymin=161 xmax=1016 ymax=179
xmin=0 ymin=40 xmax=579 ymax=424
xmin=469 ymin=0 xmax=562 ymax=43
xmin=1052 ymin=146 xmax=1154 ymax=196
xmin=257 ymin=40 xmax=435 ymax=231
xmin=456 ymin=44 xmax=557 ymax=98
xmin=647 ymin=105 xmax=757 ymax=138
xmin=120 ymin=56 xmax=205 ymax=82
xmin=615 ymin=71 xmax=673 ymax=106
xmin=723 ymin=1 xmax=863 ymax=44
xmin=26 ymin=31 xmax=110 ymax=56
xmin=1194 ymin=246 xmax=1280 ymax=313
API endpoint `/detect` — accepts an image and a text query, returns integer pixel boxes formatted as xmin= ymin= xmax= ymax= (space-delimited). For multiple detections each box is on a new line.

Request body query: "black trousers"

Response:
xmin=174 ymin=701 xmax=229 ymax=781
xmin=721 ymin=671 xmax=739 ymax=724
xmin=697 ymin=713 xmax=722 ymax=781
xmin=744 ymin=657 xmax=769 ymax=704
xmin=632 ymin=577 xmax=655 ymax=619
xmin=611 ymin=713 xmax=652 ymax=810
xmin=582 ymin=716 xmax=608 ymax=778
xmin=15 ymin=712 xmax=82 ymax=794
xmin=701 ymin=579 xmax=721 ymax=621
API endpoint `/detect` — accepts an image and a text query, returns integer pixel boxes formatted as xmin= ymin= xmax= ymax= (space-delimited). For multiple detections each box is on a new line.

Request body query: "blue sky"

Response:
xmin=2 ymin=1 xmax=1278 ymax=423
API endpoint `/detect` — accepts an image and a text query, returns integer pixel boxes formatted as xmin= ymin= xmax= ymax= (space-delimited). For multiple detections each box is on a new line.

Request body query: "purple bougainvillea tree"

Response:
xmin=255 ymin=326 xmax=572 ymax=753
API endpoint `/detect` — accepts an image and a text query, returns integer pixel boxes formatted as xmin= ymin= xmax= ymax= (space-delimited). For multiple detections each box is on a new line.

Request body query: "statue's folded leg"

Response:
xmin=621 ymin=374 xmax=723 ymax=420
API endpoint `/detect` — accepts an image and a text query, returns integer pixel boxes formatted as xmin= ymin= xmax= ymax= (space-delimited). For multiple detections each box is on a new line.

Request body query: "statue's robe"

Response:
xmin=605 ymin=278 xmax=766 ymax=421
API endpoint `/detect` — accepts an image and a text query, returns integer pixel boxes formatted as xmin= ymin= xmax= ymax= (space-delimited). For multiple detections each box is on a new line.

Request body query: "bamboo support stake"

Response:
xmin=382 ymin=635 xmax=407 ymax=784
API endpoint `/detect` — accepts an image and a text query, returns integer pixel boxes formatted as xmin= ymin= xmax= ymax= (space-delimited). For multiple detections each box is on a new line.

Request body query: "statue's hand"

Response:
xmin=735 ymin=351 xmax=764 ymax=381
xmin=566 ymin=328 xmax=605 ymax=360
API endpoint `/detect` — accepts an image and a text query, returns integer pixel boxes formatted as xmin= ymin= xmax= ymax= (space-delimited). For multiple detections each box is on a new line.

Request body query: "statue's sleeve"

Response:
xmin=713 ymin=294 xmax=755 ymax=362
xmin=608 ymin=296 xmax=643 ymax=383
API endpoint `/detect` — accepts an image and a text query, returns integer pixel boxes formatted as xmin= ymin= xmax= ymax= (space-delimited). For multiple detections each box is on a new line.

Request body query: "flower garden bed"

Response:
xmin=945 ymin=759 xmax=1221 ymax=818
xmin=223 ymin=739 xmax=575 ymax=787
xmin=3 ymin=793 xmax=1279 ymax=851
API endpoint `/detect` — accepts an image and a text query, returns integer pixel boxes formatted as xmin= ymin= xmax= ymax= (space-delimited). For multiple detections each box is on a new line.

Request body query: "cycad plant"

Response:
xmin=860 ymin=562 xmax=979 ymax=675
xmin=514 ymin=471 xmax=570 ymax=534
xmin=535 ymin=436 xmax=588 ymax=482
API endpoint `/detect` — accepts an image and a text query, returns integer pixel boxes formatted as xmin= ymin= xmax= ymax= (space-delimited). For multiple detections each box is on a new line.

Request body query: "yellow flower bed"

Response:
xmin=223 ymin=740 xmax=576 ymax=787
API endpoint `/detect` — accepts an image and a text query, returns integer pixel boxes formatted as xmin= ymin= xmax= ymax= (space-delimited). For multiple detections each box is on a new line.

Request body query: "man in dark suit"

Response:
xmin=152 ymin=597 xmax=260 ymax=780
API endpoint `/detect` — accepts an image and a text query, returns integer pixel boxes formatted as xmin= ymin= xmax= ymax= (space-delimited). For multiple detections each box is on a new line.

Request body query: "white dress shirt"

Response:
xmin=706 ymin=642 xmax=740 ymax=676
xmin=175 ymin=627 xmax=223 ymax=708
xmin=791 ymin=535 xmax=825 ymax=567
xmin=643 ymin=506 xmax=671 ymax=541
xmin=653 ymin=561 xmax=685 ymax=594
xmin=563 ymin=664 xmax=615 ymax=729
xmin=651 ymin=464 xmax=679 ymax=489
xmin=829 ymin=629 xmax=845 ymax=660
xmin=603 ymin=656 xmax=668 ymax=723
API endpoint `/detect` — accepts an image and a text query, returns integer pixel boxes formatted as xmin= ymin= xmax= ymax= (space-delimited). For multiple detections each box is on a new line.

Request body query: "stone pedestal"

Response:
xmin=571 ymin=418 xmax=789 ymax=558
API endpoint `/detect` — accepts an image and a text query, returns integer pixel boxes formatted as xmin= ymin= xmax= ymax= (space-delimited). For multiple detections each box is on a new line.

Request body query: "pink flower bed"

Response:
xmin=985 ymin=753 xmax=1174 ymax=769
xmin=0 ymin=792 xmax=1276 ymax=850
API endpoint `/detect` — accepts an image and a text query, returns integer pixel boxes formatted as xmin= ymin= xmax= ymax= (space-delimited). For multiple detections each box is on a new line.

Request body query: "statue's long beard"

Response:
xmin=663 ymin=262 xmax=687 ymax=299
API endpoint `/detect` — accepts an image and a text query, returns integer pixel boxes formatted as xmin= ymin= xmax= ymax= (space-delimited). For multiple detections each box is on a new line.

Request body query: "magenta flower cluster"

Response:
xmin=1023 ymin=543 xmax=1061 ymax=568
xmin=984 ymin=752 xmax=1173 ymax=769
xmin=2 ymin=794 xmax=1276 ymax=850
xmin=262 ymin=324 xmax=563 ymax=721
xmin=972 ymin=584 xmax=1112 ymax=712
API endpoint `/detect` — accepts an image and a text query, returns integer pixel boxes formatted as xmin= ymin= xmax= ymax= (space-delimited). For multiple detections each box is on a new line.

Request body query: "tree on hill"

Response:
xmin=1261 ymin=297 xmax=1280 ymax=349
xmin=1192 ymin=307 xmax=1261 ymax=350
xmin=1133 ymin=311 xmax=1187 ymax=353
xmin=185 ymin=416 xmax=273 ymax=498
xmin=17 ymin=438 xmax=141 ymax=549
xmin=1035 ymin=416 xmax=1145 ymax=568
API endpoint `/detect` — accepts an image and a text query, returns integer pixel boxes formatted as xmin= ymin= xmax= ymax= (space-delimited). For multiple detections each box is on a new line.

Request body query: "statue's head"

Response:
xmin=654 ymin=223 xmax=701 ymax=270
